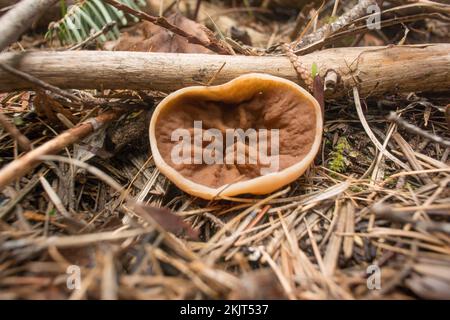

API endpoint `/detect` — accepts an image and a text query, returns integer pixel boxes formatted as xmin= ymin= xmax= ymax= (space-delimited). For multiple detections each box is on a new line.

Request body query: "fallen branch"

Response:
xmin=289 ymin=0 xmax=450 ymax=54
xmin=292 ymin=0 xmax=377 ymax=51
xmin=0 ymin=109 xmax=122 ymax=190
xmin=0 ymin=44 xmax=449 ymax=98
xmin=0 ymin=0 xmax=59 ymax=51
xmin=294 ymin=12 xmax=449 ymax=55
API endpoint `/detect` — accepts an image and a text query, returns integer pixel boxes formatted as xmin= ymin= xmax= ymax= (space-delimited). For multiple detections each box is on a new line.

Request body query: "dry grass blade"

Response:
xmin=323 ymin=201 xmax=347 ymax=276
xmin=353 ymin=87 xmax=411 ymax=171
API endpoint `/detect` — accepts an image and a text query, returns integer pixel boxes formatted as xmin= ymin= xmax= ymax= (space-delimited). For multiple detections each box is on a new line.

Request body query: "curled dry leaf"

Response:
xmin=114 ymin=12 xmax=214 ymax=53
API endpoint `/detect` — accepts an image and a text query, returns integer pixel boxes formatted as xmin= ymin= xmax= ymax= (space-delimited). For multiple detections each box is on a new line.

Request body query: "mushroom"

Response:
xmin=149 ymin=73 xmax=322 ymax=200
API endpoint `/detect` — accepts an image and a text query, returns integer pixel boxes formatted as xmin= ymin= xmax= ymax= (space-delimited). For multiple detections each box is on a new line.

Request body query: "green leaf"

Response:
xmin=60 ymin=0 xmax=67 ymax=17
xmin=76 ymin=6 xmax=107 ymax=42
xmin=311 ymin=62 xmax=318 ymax=78
xmin=92 ymin=0 xmax=120 ymax=37
xmin=65 ymin=15 xmax=83 ymax=43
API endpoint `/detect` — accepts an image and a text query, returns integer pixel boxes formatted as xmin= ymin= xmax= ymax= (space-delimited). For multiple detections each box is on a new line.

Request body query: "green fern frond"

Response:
xmin=46 ymin=0 xmax=146 ymax=46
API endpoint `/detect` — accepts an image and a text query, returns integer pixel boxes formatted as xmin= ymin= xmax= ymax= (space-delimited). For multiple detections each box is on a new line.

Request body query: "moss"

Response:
xmin=328 ymin=137 xmax=351 ymax=173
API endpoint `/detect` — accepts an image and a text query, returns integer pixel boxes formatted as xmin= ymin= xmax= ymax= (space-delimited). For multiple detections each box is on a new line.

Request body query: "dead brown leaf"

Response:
xmin=114 ymin=13 xmax=214 ymax=54
xmin=34 ymin=92 xmax=79 ymax=125
xmin=130 ymin=202 xmax=199 ymax=240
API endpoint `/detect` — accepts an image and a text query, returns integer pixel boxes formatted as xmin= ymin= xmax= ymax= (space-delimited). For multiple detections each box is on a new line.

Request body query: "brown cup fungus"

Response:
xmin=149 ymin=73 xmax=323 ymax=200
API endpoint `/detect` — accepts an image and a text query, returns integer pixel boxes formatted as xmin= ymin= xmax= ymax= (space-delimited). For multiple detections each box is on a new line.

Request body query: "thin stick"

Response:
xmin=69 ymin=21 xmax=117 ymax=51
xmin=0 ymin=112 xmax=31 ymax=151
xmin=294 ymin=12 xmax=449 ymax=55
xmin=0 ymin=62 xmax=147 ymax=110
xmin=388 ymin=112 xmax=450 ymax=148
xmin=0 ymin=109 xmax=122 ymax=191
xmin=1 ymin=227 xmax=153 ymax=250
xmin=102 ymin=0 xmax=231 ymax=55
xmin=0 ymin=168 xmax=47 ymax=220
xmin=0 ymin=62 xmax=81 ymax=103
xmin=193 ymin=0 xmax=202 ymax=21
xmin=331 ymin=0 xmax=340 ymax=17
xmin=292 ymin=0 xmax=376 ymax=51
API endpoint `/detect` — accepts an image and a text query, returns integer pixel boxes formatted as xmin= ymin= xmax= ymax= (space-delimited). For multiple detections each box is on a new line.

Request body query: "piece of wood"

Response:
xmin=0 ymin=110 xmax=121 ymax=191
xmin=0 ymin=0 xmax=65 ymax=29
xmin=292 ymin=0 xmax=377 ymax=50
xmin=0 ymin=44 xmax=449 ymax=99
xmin=0 ymin=0 xmax=59 ymax=51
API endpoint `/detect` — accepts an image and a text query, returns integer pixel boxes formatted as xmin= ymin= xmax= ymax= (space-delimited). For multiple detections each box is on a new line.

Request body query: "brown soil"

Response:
xmin=154 ymin=83 xmax=317 ymax=188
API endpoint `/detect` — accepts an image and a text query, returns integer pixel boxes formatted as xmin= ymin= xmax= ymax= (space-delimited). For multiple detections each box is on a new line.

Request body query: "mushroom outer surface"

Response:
xmin=149 ymin=73 xmax=323 ymax=200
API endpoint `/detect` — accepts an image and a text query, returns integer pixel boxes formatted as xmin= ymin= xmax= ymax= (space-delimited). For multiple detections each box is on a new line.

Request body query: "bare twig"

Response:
xmin=0 ymin=111 xmax=31 ymax=151
xmin=0 ymin=109 xmax=122 ymax=191
xmin=292 ymin=0 xmax=377 ymax=51
xmin=193 ymin=0 xmax=202 ymax=21
xmin=388 ymin=112 xmax=450 ymax=148
xmin=0 ymin=62 xmax=82 ymax=104
xmin=0 ymin=62 xmax=150 ymax=110
xmin=0 ymin=168 xmax=47 ymax=220
xmin=295 ymin=12 xmax=449 ymax=55
xmin=69 ymin=21 xmax=117 ymax=51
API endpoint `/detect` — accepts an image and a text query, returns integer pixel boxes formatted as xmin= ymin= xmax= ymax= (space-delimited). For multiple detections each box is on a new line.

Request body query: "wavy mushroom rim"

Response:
xmin=149 ymin=73 xmax=323 ymax=200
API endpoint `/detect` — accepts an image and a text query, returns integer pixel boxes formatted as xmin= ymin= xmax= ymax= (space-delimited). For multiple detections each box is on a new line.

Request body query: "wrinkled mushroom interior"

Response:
xmin=154 ymin=78 xmax=317 ymax=188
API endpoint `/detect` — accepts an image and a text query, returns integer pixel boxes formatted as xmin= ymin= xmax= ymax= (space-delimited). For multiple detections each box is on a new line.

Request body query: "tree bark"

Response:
xmin=0 ymin=0 xmax=59 ymax=51
xmin=0 ymin=44 xmax=449 ymax=99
